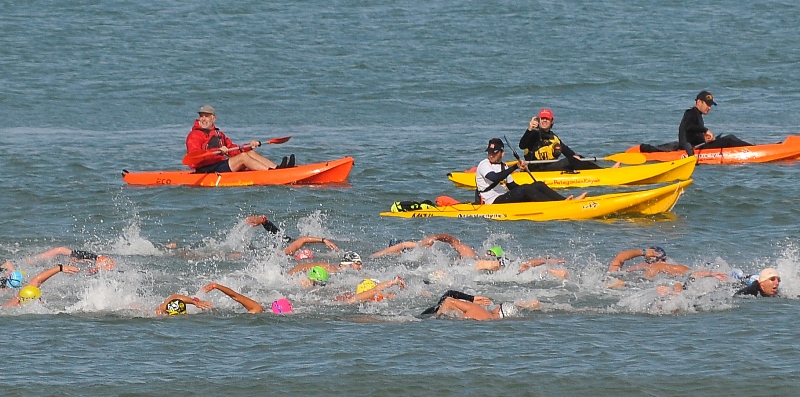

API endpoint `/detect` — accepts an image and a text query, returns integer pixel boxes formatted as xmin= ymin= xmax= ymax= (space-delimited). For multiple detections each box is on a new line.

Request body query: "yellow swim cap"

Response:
xmin=19 ymin=286 xmax=41 ymax=303
xmin=165 ymin=299 xmax=187 ymax=315
xmin=356 ymin=279 xmax=377 ymax=294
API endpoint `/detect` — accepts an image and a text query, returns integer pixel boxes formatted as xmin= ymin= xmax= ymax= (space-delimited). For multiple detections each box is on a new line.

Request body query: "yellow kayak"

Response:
xmin=380 ymin=180 xmax=692 ymax=221
xmin=447 ymin=156 xmax=696 ymax=189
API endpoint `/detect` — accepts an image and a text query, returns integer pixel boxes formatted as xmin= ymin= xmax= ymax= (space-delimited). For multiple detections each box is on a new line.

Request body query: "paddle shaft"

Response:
xmin=502 ymin=135 xmax=537 ymax=183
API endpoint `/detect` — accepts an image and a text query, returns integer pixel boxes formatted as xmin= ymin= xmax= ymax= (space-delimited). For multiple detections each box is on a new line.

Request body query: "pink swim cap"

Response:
xmin=271 ymin=298 xmax=293 ymax=314
xmin=295 ymin=248 xmax=313 ymax=260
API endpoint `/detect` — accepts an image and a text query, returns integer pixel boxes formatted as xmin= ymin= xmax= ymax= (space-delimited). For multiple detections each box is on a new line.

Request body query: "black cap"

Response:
xmin=696 ymin=91 xmax=717 ymax=106
xmin=486 ymin=138 xmax=504 ymax=152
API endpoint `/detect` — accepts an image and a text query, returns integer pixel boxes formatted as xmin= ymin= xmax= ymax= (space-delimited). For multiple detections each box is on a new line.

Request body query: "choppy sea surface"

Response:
xmin=2 ymin=1 xmax=800 ymax=395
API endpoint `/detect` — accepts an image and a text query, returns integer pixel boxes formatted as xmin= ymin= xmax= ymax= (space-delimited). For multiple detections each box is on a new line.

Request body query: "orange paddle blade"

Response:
xmin=266 ymin=136 xmax=292 ymax=144
xmin=182 ymin=150 xmax=218 ymax=166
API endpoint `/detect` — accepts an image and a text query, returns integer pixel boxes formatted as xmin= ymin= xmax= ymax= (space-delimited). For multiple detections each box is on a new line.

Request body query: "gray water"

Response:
xmin=2 ymin=1 xmax=800 ymax=395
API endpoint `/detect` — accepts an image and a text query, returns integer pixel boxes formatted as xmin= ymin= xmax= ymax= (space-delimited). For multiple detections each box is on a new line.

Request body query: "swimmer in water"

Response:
xmin=155 ymin=294 xmax=213 ymax=316
xmin=2 ymin=264 xmax=81 ymax=307
xmin=333 ymin=276 xmax=407 ymax=303
xmin=372 ymin=233 xmax=567 ymax=277
xmin=200 ymin=282 xmax=293 ymax=314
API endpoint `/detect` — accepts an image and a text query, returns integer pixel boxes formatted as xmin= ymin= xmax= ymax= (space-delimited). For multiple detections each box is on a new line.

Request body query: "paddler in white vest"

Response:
xmin=475 ymin=138 xmax=587 ymax=204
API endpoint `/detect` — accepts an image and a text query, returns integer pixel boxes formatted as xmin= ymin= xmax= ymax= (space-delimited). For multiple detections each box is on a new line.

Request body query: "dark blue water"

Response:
xmin=2 ymin=1 xmax=800 ymax=395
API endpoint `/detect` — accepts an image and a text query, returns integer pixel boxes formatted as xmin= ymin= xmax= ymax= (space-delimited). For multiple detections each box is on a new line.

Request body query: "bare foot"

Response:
xmin=565 ymin=195 xmax=574 ymax=200
xmin=611 ymin=162 xmax=622 ymax=168
xmin=575 ymin=192 xmax=588 ymax=200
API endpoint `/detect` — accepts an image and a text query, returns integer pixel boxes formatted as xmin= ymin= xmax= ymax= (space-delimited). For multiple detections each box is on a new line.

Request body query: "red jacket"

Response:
xmin=185 ymin=120 xmax=244 ymax=168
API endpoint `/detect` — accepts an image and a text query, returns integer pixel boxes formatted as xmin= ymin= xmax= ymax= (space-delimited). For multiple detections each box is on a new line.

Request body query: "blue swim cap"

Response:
xmin=5 ymin=270 xmax=23 ymax=288
xmin=645 ymin=246 xmax=667 ymax=264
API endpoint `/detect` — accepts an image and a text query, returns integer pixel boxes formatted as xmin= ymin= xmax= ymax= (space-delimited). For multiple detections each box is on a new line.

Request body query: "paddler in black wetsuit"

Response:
xmin=519 ymin=108 xmax=616 ymax=171
xmin=678 ymin=90 xmax=752 ymax=155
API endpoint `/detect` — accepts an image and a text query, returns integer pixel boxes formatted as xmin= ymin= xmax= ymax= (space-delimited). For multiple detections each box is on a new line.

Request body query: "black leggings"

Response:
xmin=700 ymin=134 xmax=753 ymax=149
xmin=493 ymin=181 xmax=565 ymax=203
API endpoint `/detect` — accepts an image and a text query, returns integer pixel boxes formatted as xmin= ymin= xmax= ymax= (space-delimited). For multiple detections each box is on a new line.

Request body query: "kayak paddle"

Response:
xmin=182 ymin=136 xmax=292 ymax=166
xmin=506 ymin=152 xmax=647 ymax=167
xmin=503 ymin=135 xmax=538 ymax=182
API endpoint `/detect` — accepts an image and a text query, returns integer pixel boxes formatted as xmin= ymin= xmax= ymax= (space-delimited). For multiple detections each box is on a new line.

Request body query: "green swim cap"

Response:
xmin=487 ymin=246 xmax=504 ymax=258
xmin=308 ymin=266 xmax=329 ymax=283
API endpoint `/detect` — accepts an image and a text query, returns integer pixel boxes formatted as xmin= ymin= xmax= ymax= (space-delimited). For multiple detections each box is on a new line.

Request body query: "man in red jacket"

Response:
xmin=185 ymin=105 xmax=293 ymax=173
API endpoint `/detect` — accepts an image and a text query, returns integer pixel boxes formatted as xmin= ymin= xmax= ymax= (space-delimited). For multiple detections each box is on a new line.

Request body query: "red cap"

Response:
xmin=538 ymin=109 xmax=554 ymax=120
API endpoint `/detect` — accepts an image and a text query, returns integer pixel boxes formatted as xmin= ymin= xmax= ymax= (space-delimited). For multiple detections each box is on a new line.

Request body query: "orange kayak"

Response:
xmin=122 ymin=157 xmax=354 ymax=187
xmin=625 ymin=135 xmax=800 ymax=164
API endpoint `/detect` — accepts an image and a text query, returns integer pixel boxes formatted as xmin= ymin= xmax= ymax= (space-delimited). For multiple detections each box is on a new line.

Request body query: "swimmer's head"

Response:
xmin=308 ymin=266 xmax=329 ymax=285
xmin=356 ymin=279 xmax=378 ymax=294
xmin=294 ymin=248 xmax=314 ymax=261
xmin=2 ymin=270 xmax=24 ymax=288
xmin=486 ymin=246 xmax=504 ymax=258
xmin=96 ymin=255 xmax=115 ymax=271
xmin=70 ymin=250 xmax=98 ymax=261
xmin=486 ymin=246 xmax=507 ymax=267
xmin=271 ymin=298 xmax=293 ymax=314
xmin=340 ymin=251 xmax=363 ymax=270
xmin=165 ymin=299 xmax=187 ymax=315
xmin=18 ymin=286 xmax=41 ymax=303
xmin=389 ymin=239 xmax=405 ymax=247
xmin=645 ymin=246 xmax=667 ymax=264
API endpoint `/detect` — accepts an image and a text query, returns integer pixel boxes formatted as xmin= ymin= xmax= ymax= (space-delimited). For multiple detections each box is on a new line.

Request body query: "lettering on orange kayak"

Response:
xmin=155 ymin=178 xmax=172 ymax=185
xmin=456 ymin=214 xmax=507 ymax=219
xmin=411 ymin=213 xmax=434 ymax=218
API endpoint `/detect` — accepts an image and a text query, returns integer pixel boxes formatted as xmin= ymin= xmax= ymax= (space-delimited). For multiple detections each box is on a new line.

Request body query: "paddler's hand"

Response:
xmin=250 ymin=140 xmax=261 ymax=148
xmin=528 ymin=116 xmax=539 ymax=130
xmin=517 ymin=159 xmax=528 ymax=171
xmin=704 ymin=131 xmax=715 ymax=143
xmin=219 ymin=146 xmax=229 ymax=154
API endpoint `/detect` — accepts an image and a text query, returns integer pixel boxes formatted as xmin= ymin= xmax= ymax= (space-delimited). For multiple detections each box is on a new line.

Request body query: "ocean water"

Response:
xmin=2 ymin=1 xmax=800 ymax=395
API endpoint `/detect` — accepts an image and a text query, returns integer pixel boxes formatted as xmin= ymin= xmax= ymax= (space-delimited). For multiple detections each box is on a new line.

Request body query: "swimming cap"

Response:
xmin=96 ymin=255 xmax=115 ymax=271
xmin=758 ymin=268 xmax=780 ymax=283
xmin=308 ymin=266 xmax=329 ymax=283
xmin=165 ymin=299 xmax=187 ymax=315
xmin=18 ymin=286 xmax=41 ymax=302
xmin=356 ymin=279 xmax=378 ymax=294
xmin=389 ymin=239 xmax=404 ymax=247
xmin=487 ymin=246 xmax=504 ymax=258
xmin=5 ymin=270 xmax=24 ymax=288
xmin=340 ymin=251 xmax=362 ymax=265
xmin=645 ymin=246 xmax=667 ymax=264
xmin=271 ymin=298 xmax=293 ymax=314
xmin=70 ymin=250 xmax=98 ymax=261
xmin=295 ymin=248 xmax=314 ymax=261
